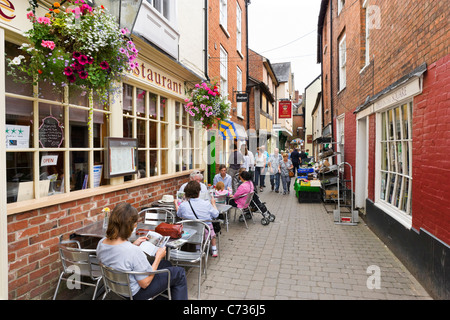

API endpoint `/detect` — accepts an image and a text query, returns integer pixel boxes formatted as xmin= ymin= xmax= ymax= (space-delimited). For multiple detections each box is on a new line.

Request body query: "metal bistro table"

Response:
xmin=72 ymin=221 xmax=196 ymax=253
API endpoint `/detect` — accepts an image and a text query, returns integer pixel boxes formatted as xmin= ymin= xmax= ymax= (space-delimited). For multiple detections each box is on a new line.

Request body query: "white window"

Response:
xmin=236 ymin=67 xmax=243 ymax=117
xmin=377 ymin=102 xmax=413 ymax=224
xmin=363 ymin=0 xmax=370 ymax=66
xmin=220 ymin=0 xmax=228 ymax=30
xmin=220 ymin=46 xmax=228 ymax=98
xmin=147 ymin=0 xmax=172 ymax=21
xmin=339 ymin=34 xmax=347 ymax=91
xmin=336 ymin=114 xmax=345 ymax=165
xmin=236 ymin=3 xmax=242 ymax=53
xmin=338 ymin=0 xmax=345 ymax=15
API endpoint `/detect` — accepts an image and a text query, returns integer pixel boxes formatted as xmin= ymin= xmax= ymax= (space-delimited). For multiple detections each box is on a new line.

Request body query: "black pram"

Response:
xmin=249 ymin=192 xmax=276 ymax=225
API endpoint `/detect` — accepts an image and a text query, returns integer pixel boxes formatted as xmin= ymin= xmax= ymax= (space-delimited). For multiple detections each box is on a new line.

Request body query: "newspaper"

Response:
xmin=139 ymin=231 xmax=170 ymax=256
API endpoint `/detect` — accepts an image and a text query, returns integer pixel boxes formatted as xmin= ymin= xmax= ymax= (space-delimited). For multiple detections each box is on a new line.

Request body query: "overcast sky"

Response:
xmin=248 ymin=0 xmax=322 ymax=94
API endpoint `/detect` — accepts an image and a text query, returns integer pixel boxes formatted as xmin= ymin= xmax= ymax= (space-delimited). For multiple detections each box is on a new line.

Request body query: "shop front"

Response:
xmin=1 ymin=1 xmax=205 ymax=299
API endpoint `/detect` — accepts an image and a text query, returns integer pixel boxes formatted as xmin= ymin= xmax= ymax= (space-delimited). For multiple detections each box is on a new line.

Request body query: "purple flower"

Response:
xmin=100 ymin=61 xmax=109 ymax=70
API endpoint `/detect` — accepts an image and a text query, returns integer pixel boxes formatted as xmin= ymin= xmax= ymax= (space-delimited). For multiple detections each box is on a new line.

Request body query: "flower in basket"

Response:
xmin=7 ymin=0 xmax=139 ymax=104
xmin=184 ymin=82 xmax=231 ymax=129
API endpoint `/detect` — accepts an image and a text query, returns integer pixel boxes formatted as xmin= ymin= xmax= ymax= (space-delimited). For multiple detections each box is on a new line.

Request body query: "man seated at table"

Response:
xmin=213 ymin=164 xmax=232 ymax=190
xmin=179 ymin=170 xmax=208 ymax=194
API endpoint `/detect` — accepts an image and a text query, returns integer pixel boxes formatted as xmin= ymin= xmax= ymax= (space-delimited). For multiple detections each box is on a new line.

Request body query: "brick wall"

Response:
xmin=412 ymin=54 xmax=450 ymax=244
xmin=7 ymin=174 xmax=190 ymax=299
xmin=208 ymin=0 xmax=247 ymax=127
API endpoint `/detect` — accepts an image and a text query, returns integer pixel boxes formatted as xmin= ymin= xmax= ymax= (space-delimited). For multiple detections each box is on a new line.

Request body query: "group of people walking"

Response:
xmin=227 ymin=143 xmax=306 ymax=195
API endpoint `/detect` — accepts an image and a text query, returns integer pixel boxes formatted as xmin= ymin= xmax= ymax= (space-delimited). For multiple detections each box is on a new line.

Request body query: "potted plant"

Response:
xmin=8 ymin=0 xmax=138 ymax=105
xmin=184 ymin=82 xmax=231 ymax=129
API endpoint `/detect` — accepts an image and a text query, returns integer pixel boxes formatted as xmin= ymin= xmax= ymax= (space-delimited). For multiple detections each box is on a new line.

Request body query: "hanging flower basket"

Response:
xmin=184 ymin=82 xmax=231 ymax=129
xmin=7 ymin=0 xmax=138 ymax=103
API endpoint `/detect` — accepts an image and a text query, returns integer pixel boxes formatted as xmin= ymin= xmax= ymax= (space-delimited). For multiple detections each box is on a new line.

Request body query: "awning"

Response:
xmin=219 ymin=120 xmax=247 ymax=140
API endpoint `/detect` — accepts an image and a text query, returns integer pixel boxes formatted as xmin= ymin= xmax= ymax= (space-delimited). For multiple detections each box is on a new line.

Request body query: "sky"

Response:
xmin=248 ymin=0 xmax=322 ymax=95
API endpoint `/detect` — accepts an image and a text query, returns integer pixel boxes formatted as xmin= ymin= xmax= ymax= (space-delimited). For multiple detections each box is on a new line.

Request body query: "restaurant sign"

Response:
xmin=130 ymin=58 xmax=185 ymax=98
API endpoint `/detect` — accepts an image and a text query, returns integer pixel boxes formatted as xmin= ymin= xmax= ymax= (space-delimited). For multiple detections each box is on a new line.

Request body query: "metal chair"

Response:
xmin=139 ymin=207 xmax=175 ymax=227
xmin=53 ymin=238 xmax=102 ymax=300
xmin=232 ymin=192 xmax=255 ymax=229
xmin=99 ymin=263 xmax=171 ymax=300
xmin=168 ymin=220 xmax=211 ymax=300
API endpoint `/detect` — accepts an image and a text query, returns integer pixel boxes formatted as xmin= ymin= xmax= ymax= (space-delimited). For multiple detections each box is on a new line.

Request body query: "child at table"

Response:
xmin=214 ymin=181 xmax=232 ymax=198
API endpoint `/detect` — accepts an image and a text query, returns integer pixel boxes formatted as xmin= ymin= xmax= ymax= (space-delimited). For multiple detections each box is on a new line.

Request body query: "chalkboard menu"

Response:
xmin=39 ymin=116 xmax=64 ymax=148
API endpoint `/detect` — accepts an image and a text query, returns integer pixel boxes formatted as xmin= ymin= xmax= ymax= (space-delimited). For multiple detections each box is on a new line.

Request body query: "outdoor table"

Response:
xmin=72 ymin=220 xmax=197 ymax=253
xmin=216 ymin=203 xmax=232 ymax=232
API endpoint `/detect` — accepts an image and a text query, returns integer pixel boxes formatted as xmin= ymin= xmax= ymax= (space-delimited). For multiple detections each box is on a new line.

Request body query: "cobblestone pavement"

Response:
xmin=186 ymin=181 xmax=432 ymax=300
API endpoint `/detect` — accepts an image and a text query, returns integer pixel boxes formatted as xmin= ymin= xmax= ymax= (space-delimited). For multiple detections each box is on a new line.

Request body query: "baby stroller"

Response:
xmin=249 ymin=192 xmax=276 ymax=226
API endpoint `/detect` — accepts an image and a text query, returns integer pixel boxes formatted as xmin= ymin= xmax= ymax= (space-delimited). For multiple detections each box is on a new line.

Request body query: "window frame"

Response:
xmin=220 ymin=0 xmax=228 ymax=31
xmin=220 ymin=45 xmax=228 ymax=98
xmin=338 ymin=34 xmax=347 ymax=91
xmin=375 ymin=101 xmax=413 ymax=228
xmin=236 ymin=2 xmax=242 ymax=53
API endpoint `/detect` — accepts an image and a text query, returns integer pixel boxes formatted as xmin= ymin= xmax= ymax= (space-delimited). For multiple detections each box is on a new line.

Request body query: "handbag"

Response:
xmin=289 ymin=170 xmax=295 ymax=177
xmin=155 ymin=222 xmax=183 ymax=239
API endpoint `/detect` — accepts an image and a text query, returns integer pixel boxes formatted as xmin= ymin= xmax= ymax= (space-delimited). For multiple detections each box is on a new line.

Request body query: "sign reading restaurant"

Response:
xmin=131 ymin=59 xmax=185 ymax=98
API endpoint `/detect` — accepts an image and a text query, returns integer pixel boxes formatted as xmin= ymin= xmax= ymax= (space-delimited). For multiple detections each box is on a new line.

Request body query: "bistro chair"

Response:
xmin=139 ymin=207 xmax=175 ymax=227
xmin=168 ymin=220 xmax=211 ymax=300
xmin=232 ymin=192 xmax=255 ymax=229
xmin=53 ymin=238 xmax=102 ymax=300
xmin=99 ymin=263 xmax=171 ymax=300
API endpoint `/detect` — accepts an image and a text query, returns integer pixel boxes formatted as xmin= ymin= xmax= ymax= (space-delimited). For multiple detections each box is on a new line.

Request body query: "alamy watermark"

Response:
xmin=366 ymin=265 xmax=381 ymax=290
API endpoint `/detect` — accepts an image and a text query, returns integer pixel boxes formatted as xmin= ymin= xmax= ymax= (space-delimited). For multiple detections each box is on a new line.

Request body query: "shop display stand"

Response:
xmin=318 ymin=141 xmax=341 ymax=214
xmin=333 ymin=162 xmax=358 ymax=226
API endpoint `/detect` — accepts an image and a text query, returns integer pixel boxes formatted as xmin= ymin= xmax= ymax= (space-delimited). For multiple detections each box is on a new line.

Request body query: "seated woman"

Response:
xmin=176 ymin=181 xmax=220 ymax=257
xmin=96 ymin=202 xmax=188 ymax=300
xmin=229 ymin=170 xmax=254 ymax=209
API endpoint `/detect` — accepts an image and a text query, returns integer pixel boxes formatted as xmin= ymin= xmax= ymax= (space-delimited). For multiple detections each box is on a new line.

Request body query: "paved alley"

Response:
xmin=188 ymin=182 xmax=432 ymax=300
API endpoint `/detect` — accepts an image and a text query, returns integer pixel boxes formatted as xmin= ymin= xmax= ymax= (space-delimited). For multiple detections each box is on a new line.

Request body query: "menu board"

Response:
xmin=104 ymin=138 xmax=138 ymax=178
xmin=39 ymin=116 xmax=64 ymax=148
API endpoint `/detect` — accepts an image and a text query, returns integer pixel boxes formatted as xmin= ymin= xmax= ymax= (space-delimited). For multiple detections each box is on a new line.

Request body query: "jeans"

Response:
xmin=281 ymin=175 xmax=291 ymax=193
xmin=133 ymin=261 xmax=188 ymax=300
xmin=270 ymin=172 xmax=280 ymax=191
xmin=292 ymin=162 xmax=300 ymax=176
xmin=254 ymin=167 xmax=265 ymax=188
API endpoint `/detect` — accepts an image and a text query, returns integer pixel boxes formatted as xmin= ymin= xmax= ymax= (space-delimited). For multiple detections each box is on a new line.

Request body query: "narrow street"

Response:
xmin=186 ymin=178 xmax=432 ymax=300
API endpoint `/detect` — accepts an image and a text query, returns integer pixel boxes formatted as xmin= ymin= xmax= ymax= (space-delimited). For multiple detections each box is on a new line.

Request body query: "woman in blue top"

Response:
xmin=96 ymin=202 xmax=188 ymax=300
xmin=176 ymin=181 xmax=220 ymax=257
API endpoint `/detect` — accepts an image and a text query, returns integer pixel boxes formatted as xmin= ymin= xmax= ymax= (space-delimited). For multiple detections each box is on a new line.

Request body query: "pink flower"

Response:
xmin=79 ymin=70 xmax=88 ymax=79
xmin=67 ymin=74 xmax=76 ymax=83
xmin=26 ymin=12 xmax=34 ymax=20
xmin=100 ymin=61 xmax=109 ymax=70
xmin=77 ymin=55 xmax=88 ymax=65
xmin=37 ymin=17 xmax=51 ymax=25
xmin=63 ymin=67 xmax=73 ymax=76
xmin=41 ymin=40 xmax=55 ymax=50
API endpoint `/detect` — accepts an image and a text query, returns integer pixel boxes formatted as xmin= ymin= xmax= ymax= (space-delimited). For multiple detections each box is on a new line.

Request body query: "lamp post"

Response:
xmin=93 ymin=0 xmax=143 ymax=33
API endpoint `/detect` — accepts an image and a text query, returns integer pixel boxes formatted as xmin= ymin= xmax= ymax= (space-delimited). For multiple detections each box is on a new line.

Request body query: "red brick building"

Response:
xmin=318 ymin=0 xmax=449 ymax=299
xmin=206 ymin=0 xmax=249 ymax=178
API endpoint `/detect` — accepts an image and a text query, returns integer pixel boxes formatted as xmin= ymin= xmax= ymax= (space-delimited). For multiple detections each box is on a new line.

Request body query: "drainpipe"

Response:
xmin=329 ymin=0 xmax=335 ymax=142
xmin=204 ymin=0 xmax=209 ymax=81
xmin=245 ymin=0 xmax=250 ymax=135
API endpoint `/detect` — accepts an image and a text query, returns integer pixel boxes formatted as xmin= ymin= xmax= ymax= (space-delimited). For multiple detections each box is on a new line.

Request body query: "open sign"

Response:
xmin=41 ymin=155 xmax=58 ymax=167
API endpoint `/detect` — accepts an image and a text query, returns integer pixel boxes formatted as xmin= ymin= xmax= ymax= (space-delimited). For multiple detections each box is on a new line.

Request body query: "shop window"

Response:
xmin=5 ymin=41 xmax=110 ymax=204
xmin=174 ymin=101 xmax=198 ymax=172
xmin=378 ymin=102 xmax=413 ymax=218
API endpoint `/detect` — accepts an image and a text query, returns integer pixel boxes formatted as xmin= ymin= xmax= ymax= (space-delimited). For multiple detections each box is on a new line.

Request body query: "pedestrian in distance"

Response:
xmin=254 ymin=147 xmax=266 ymax=192
xmin=279 ymin=153 xmax=294 ymax=195
xmin=290 ymin=148 xmax=301 ymax=177
xmin=268 ymin=148 xmax=282 ymax=193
